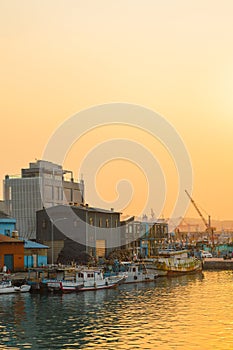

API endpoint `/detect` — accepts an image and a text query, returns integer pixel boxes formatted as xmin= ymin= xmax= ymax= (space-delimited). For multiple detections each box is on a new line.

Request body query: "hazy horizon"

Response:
xmin=1 ymin=1 xmax=232 ymax=220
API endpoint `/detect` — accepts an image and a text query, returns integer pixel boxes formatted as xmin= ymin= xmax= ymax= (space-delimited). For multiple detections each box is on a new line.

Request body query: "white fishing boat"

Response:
xmin=49 ymin=268 xmax=124 ymax=293
xmin=0 ymin=279 xmax=31 ymax=294
xmin=42 ymin=267 xmax=81 ymax=293
xmin=0 ymin=280 xmax=15 ymax=294
xmin=116 ymin=262 xmax=158 ymax=284
xmin=14 ymin=284 xmax=31 ymax=293
xmin=60 ymin=268 xmax=124 ymax=292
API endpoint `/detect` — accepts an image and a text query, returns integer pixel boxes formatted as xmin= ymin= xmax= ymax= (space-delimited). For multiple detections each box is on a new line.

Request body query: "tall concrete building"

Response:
xmin=4 ymin=160 xmax=84 ymax=239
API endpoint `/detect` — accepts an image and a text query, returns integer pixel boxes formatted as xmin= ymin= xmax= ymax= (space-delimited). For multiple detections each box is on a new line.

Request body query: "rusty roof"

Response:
xmin=0 ymin=235 xmax=23 ymax=243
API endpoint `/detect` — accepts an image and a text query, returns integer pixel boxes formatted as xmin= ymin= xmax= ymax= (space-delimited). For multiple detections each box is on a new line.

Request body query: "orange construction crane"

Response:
xmin=185 ymin=190 xmax=215 ymax=245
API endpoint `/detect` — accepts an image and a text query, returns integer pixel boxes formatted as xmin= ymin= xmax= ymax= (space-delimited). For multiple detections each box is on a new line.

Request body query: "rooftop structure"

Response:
xmin=4 ymin=160 xmax=85 ymax=239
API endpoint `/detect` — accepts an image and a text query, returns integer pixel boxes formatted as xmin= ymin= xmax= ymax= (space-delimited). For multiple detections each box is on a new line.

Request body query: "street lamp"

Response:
xmin=51 ymin=217 xmax=67 ymax=266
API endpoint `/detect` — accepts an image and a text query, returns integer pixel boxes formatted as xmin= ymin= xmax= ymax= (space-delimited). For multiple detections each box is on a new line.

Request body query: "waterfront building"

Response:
xmin=0 ymin=211 xmax=16 ymax=237
xmin=0 ymin=234 xmax=24 ymax=272
xmin=121 ymin=217 xmax=169 ymax=258
xmin=4 ymin=160 xmax=85 ymax=239
xmin=142 ymin=219 xmax=169 ymax=257
xmin=36 ymin=204 xmax=121 ymax=264
xmin=24 ymin=240 xmax=48 ymax=268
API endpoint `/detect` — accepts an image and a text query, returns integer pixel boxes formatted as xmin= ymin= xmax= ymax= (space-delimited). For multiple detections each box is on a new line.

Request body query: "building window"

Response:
xmin=106 ymin=219 xmax=109 ymax=228
xmin=115 ymin=219 xmax=118 ymax=227
xmin=42 ymin=219 xmax=47 ymax=229
xmin=9 ymin=186 xmax=12 ymax=200
xmin=4 ymin=229 xmax=10 ymax=236
xmin=99 ymin=218 xmax=102 ymax=227
xmin=89 ymin=217 xmax=93 ymax=225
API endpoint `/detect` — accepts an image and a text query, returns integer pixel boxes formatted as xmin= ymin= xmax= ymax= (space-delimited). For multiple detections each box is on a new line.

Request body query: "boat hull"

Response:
xmin=15 ymin=284 xmax=31 ymax=293
xmin=0 ymin=287 xmax=16 ymax=294
xmin=123 ymin=274 xmax=158 ymax=283
xmin=78 ymin=277 xmax=124 ymax=291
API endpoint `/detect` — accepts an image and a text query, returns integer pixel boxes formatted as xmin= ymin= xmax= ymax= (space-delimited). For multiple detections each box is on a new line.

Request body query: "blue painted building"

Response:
xmin=0 ymin=211 xmax=16 ymax=237
xmin=24 ymin=240 xmax=49 ymax=268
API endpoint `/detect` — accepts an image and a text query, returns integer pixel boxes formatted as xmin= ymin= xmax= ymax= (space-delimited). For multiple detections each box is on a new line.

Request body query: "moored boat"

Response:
xmin=0 ymin=280 xmax=15 ymax=294
xmin=14 ymin=284 xmax=31 ymax=293
xmin=47 ymin=267 xmax=124 ymax=293
xmin=145 ymin=250 xmax=202 ymax=276
xmin=115 ymin=262 xmax=158 ymax=283
xmin=35 ymin=266 xmax=81 ymax=293
xmin=0 ymin=279 xmax=31 ymax=294
xmin=65 ymin=268 xmax=124 ymax=292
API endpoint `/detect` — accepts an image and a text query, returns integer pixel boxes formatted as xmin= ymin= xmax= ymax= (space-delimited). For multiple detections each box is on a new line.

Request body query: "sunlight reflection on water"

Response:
xmin=0 ymin=271 xmax=233 ymax=349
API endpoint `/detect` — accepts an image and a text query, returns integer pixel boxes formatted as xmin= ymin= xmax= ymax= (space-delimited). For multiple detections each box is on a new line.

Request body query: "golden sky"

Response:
xmin=1 ymin=0 xmax=233 ymax=220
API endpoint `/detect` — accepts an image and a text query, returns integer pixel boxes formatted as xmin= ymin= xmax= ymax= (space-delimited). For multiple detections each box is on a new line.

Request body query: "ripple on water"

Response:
xmin=0 ymin=272 xmax=233 ymax=349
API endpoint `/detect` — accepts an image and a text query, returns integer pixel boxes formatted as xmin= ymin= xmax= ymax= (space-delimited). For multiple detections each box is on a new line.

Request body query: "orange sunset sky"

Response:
xmin=0 ymin=1 xmax=233 ymax=221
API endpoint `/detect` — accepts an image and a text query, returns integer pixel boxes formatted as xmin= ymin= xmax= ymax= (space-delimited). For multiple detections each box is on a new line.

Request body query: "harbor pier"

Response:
xmin=203 ymin=258 xmax=233 ymax=270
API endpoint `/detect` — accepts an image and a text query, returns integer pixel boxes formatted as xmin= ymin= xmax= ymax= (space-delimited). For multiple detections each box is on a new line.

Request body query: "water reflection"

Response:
xmin=0 ymin=272 xmax=232 ymax=349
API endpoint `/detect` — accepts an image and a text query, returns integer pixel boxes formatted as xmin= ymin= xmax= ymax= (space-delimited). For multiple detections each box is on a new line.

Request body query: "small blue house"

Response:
xmin=0 ymin=211 xmax=16 ymax=237
xmin=24 ymin=240 xmax=49 ymax=268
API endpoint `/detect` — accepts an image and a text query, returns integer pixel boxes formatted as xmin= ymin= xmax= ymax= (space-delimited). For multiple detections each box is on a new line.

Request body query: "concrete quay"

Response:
xmin=203 ymin=258 xmax=233 ymax=270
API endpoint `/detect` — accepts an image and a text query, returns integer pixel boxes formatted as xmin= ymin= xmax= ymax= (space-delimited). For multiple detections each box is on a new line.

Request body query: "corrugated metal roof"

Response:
xmin=37 ymin=204 xmax=122 ymax=215
xmin=24 ymin=240 xmax=49 ymax=249
xmin=72 ymin=204 xmax=121 ymax=214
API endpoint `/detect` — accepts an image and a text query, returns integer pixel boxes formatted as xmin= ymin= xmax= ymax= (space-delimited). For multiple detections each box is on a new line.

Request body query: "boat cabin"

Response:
xmin=76 ymin=269 xmax=104 ymax=282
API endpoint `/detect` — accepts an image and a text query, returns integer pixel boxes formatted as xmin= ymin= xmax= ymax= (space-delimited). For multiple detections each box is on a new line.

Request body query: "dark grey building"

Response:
xmin=4 ymin=160 xmax=84 ymax=239
xmin=36 ymin=204 xmax=121 ymax=264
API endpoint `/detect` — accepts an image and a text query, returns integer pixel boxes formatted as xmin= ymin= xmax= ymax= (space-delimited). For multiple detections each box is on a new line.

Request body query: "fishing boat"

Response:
xmin=37 ymin=266 xmax=82 ymax=293
xmin=145 ymin=250 xmax=202 ymax=276
xmin=0 ymin=279 xmax=31 ymax=294
xmin=54 ymin=279 xmax=84 ymax=293
xmin=14 ymin=284 xmax=31 ymax=293
xmin=115 ymin=262 xmax=158 ymax=283
xmin=0 ymin=280 xmax=15 ymax=294
xmin=60 ymin=268 xmax=125 ymax=292
xmin=47 ymin=268 xmax=124 ymax=293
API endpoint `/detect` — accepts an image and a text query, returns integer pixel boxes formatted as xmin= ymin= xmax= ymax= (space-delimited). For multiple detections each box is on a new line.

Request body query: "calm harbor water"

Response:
xmin=0 ymin=271 xmax=233 ymax=350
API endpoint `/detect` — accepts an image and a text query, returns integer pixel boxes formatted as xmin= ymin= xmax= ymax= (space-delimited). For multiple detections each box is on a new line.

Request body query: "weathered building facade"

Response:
xmin=36 ymin=204 xmax=121 ymax=263
xmin=4 ymin=160 xmax=84 ymax=239
xmin=24 ymin=240 xmax=48 ymax=268
xmin=0 ymin=211 xmax=16 ymax=237
xmin=0 ymin=235 xmax=24 ymax=272
xmin=121 ymin=218 xmax=169 ymax=258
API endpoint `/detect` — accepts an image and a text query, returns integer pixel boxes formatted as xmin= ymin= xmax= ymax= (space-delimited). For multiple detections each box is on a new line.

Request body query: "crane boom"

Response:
xmin=185 ymin=190 xmax=209 ymax=228
xmin=185 ymin=190 xmax=215 ymax=246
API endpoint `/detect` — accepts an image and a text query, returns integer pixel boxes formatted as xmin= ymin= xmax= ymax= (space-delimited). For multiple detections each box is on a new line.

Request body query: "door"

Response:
xmin=4 ymin=254 xmax=14 ymax=272
xmin=96 ymin=240 xmax=106 ymax=258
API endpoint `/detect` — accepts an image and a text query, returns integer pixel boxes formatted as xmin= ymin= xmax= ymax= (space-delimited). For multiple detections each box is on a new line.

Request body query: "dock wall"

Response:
xmin=203 ymin=258 xmax=233 ymax=270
